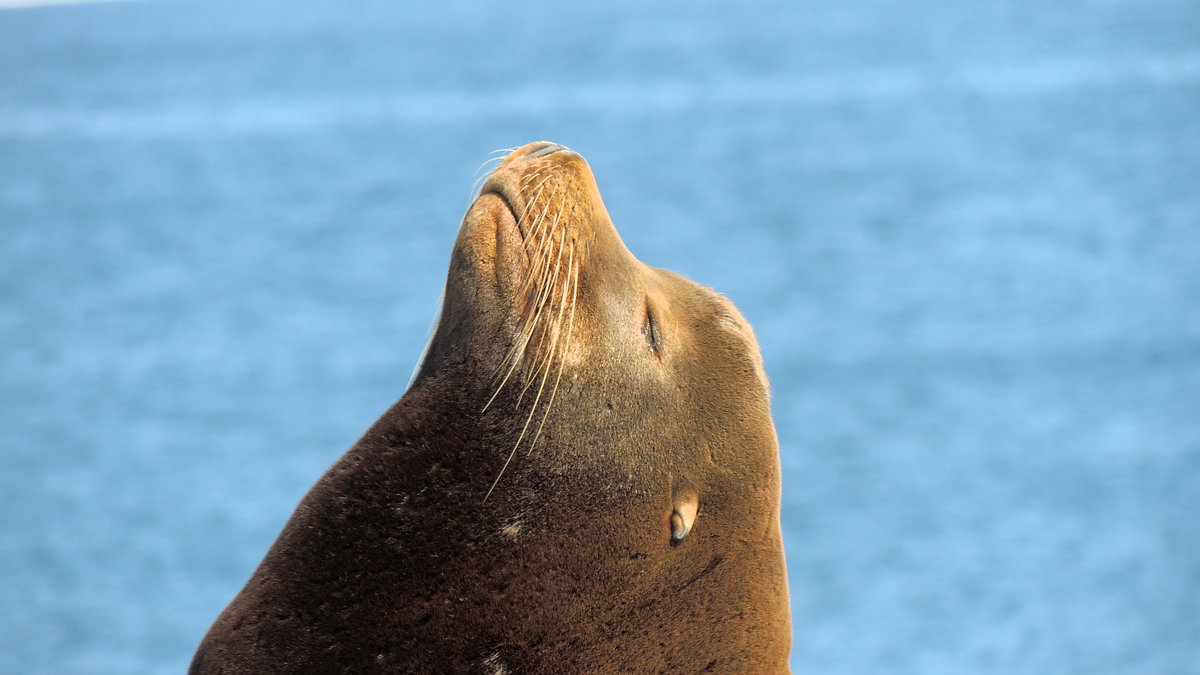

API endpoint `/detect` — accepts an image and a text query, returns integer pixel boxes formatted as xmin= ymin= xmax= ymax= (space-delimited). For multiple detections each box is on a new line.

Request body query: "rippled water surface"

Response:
xmin=2 ymin=1 xmax=1198 ymax=672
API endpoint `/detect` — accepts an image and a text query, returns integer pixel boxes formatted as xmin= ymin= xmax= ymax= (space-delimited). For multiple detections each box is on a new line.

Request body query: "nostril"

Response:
xmin=528 ymin=142 xmax=567 ymax=159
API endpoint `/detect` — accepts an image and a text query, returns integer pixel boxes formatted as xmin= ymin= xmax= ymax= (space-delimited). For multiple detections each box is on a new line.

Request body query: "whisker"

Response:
xmin=483 ymin=181 xmax=561 ymax=411
xmin=514 ymin=186 xmax=562 ymax=326
xmin=507 ymin=250 xmax=566 ymax=468
xmin=481 ymin=163 xmax=585 ymax=500
xmin=529 ymin=241 xmax=577 ymax=453
xmin=483 ymin=283 xmax=561 ymax=502
xmin=519 ymin=186 xmax=567 ymax=297
xmin=473 ymin=154 xmax=505 ymax=178
xmin=517 ymin=224 xmax=568 ymax=403
xmin=468 ymin=161 xmax=503 ymax=202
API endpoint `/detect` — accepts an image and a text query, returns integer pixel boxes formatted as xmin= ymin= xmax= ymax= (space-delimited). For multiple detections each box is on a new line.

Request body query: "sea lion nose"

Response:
xmin=526 ymin=141 xmax=569 ymax=158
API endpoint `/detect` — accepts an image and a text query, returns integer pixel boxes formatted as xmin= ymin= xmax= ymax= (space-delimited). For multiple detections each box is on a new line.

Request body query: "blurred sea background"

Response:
xmin=2 ymin=0 xmax=1198 ymax=672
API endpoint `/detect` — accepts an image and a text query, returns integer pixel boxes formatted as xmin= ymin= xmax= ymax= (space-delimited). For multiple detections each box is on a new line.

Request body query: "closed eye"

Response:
xmin=643 ymin=302 xmax=662 ymax=356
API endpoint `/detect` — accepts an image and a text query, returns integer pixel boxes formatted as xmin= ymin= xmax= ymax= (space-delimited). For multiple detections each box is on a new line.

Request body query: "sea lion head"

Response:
xmin=414 ymin=143 xmax=774 ymax=500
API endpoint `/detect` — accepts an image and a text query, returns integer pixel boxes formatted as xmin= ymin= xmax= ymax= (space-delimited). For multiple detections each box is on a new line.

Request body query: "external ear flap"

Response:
xmin=671 ymin=492 xmax=699 ymax=542
xmin=644 ymin=301 xmax=662 ymax=356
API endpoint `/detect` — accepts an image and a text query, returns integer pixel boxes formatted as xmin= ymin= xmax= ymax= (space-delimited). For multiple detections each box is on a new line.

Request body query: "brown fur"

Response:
xmin=190 ymin=142 xmax=792 ymax=673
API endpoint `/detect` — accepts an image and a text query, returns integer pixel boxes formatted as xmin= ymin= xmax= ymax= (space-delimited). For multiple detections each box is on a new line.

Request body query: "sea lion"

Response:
xmin=190 ymin=141 xmax=792 ymax=673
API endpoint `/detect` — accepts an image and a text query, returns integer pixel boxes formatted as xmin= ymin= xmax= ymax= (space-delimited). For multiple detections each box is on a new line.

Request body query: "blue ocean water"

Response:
xmin=1 ymin=0 xmax=1198 ymax=672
